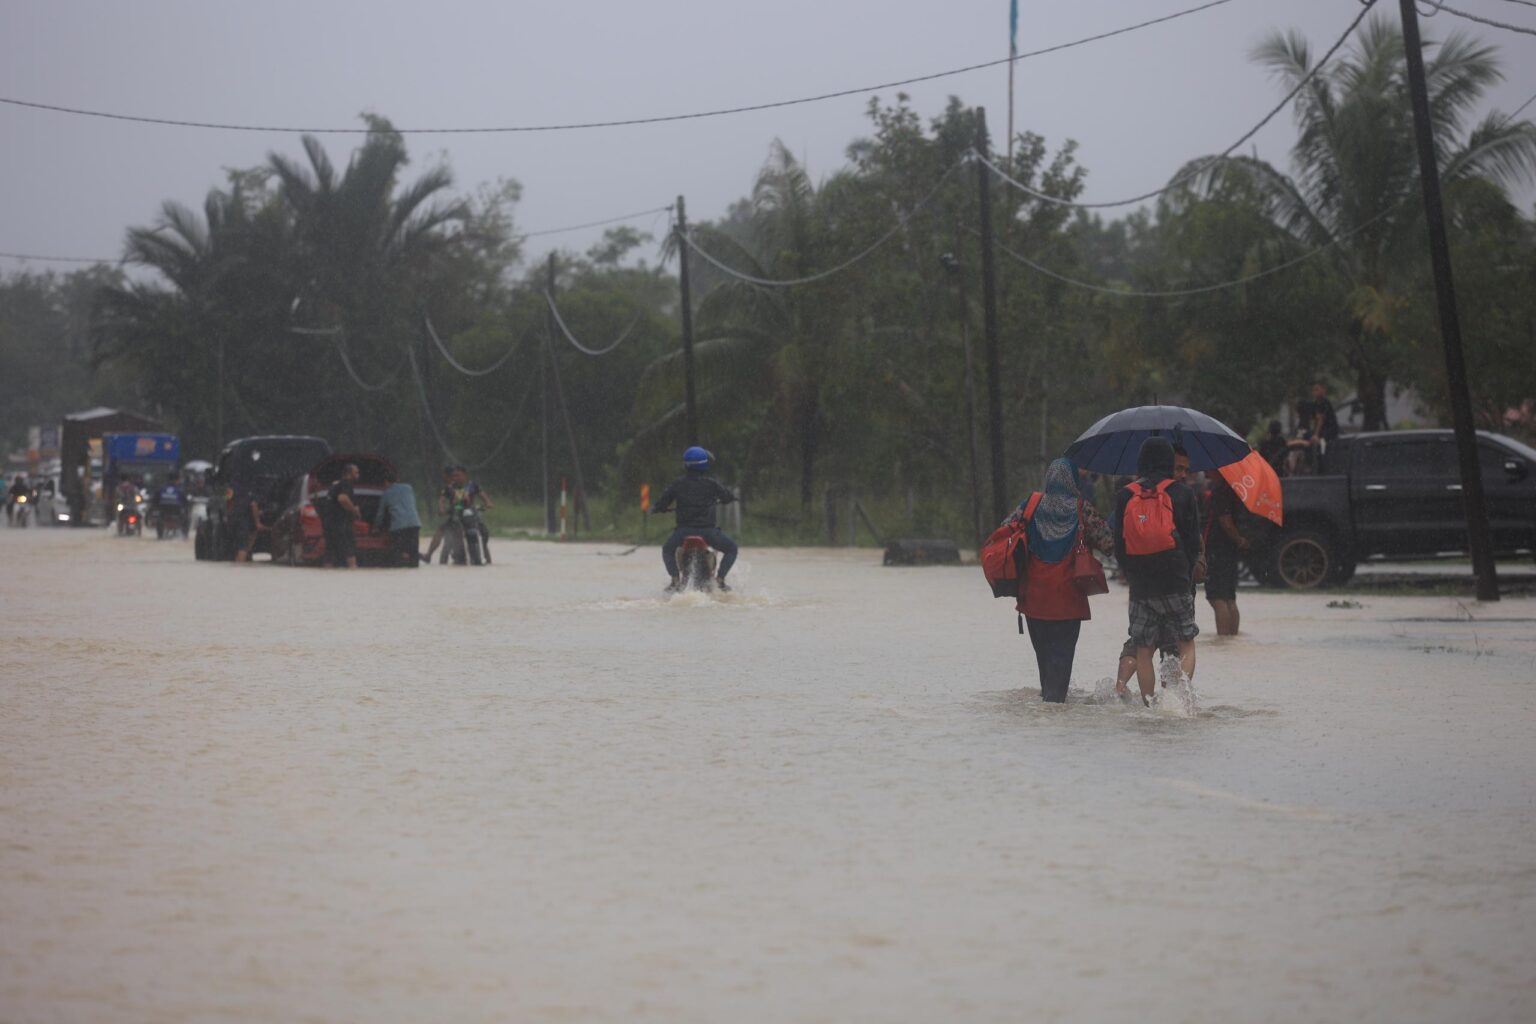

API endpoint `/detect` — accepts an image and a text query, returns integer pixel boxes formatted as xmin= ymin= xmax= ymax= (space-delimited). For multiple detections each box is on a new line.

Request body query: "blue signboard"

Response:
xmin=103 ymin=433 xmax=180 ymax=464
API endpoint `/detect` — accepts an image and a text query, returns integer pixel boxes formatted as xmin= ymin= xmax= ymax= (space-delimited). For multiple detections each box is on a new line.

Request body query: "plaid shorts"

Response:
xmin=1127 ymin=592 xmax=1199 ymax=651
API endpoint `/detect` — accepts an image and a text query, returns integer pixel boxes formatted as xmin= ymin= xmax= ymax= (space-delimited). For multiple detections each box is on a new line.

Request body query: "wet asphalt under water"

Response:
xmin=1 ymin=527 xmax=1533 ymax=1023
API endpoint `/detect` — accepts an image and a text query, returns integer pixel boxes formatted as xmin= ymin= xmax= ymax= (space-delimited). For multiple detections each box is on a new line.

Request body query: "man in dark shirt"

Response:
xmin=1205 ymin=472 xmax=1249 ymax=636
xmin=653 ymin=446 xmax=738 ymax=591
xmin=1257 ymin=420 xmax=1290 ymax=477
xmin=1112 ymin=437 xmax=1202 ymax=705
xmin=1303 ymin=381 xmax=1341 ymax=473
xmin=323 ymin=463 xmax=362 ymax=569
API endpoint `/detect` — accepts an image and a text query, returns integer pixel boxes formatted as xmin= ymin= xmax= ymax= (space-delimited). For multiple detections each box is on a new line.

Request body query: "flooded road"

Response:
xmin=2 ymin=528 xmax=1533 ymax=1023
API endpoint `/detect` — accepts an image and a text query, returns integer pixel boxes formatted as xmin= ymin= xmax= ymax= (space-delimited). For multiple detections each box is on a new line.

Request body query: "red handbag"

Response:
xmin=1071 ymin=502 xmax=1109 ymax=596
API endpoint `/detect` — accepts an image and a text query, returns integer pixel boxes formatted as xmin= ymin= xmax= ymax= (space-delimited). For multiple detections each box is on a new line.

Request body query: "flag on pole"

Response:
xmin=1010 ymin=0 xmax=1018 ymax=57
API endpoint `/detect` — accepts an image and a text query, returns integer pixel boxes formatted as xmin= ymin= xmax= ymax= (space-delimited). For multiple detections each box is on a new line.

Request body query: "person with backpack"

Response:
xmin=1004 ymin=458 xmax=1113 ymax=703
xmin=1112 ymin=437 xmax=1202 ymax=705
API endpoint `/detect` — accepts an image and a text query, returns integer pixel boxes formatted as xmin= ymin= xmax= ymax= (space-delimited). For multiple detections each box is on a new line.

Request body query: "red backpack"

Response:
xmin=1122 ymin=479 xmax=1177 ymax=555
xmin=981 ymin=493 xmax=1041 ymax=598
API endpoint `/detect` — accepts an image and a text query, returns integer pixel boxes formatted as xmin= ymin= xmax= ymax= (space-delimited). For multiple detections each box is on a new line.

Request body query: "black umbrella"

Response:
xmin=1065 ymin=405 xmax=1249 ymax=475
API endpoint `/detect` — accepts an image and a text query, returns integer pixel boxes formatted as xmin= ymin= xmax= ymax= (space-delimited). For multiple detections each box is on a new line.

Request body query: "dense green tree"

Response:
xmin=1188 ymin=15 xmax=1536 ymax=428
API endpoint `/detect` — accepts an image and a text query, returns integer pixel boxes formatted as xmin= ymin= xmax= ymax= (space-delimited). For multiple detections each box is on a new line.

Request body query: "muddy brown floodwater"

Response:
xmin=2 ymin=527 xmax=1534 ymax=1023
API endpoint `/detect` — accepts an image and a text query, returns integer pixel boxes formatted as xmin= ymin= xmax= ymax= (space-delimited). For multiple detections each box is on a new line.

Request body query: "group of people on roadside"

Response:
xmin=231 ymin=463 xmax=490 ymax=569
xmin=1257 ymin=380 xmax=1341 ymax=478
xmin=1008 ymin=436 xmax=1251 ymax=706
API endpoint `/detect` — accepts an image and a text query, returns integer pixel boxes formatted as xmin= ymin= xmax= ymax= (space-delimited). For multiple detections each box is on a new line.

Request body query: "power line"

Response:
xmin=404 ymin=344 xmax=534 ymax=469
xmin=2 ymin=204 xmax=672 ymax=267
xmin=0 ymin=0 xmax=1242 ymax=136
xmin=424 ymin=315 xmax=526 ymax=376
xmin=515 ymin=206 xmax=672 ymax=241
xmin=1496 ymin=0 xmax=1536 ymax=10
xmin=0 ymin=251 xmax=116 ymax=263
xmin=681 ymin=158 xmax=966 ymax=287
xmin=543 ymin=289 xmax=640 ymax=355
xmin=1440 ymin=4 xmax=1536 ymax=35
xmin=992 ymin=205 xmax=1398 ymax=298
xmin=980 ymin=0 xmax=1380 ymax=210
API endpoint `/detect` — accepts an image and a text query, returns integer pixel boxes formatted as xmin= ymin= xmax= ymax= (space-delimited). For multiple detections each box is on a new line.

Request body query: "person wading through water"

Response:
xmin=1009 ymin=458 xmax=1113 ymax=703
xmin=1112 ymin=437 xmax=1202 ymax=705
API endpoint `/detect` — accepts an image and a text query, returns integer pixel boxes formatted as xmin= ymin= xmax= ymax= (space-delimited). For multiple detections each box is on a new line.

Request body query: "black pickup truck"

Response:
xmin=1260 ymin=429 xmax=1536 ymax=588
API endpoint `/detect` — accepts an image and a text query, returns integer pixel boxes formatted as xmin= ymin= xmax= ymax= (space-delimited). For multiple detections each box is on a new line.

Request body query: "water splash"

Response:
xmin=1156 ymin=654 xmax=1199 ymax=717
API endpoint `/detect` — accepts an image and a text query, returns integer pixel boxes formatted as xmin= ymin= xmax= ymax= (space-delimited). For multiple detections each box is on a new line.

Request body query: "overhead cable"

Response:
xmin=681 ymin=158 xmax=965 ymax=287
xmin=0 ymin=0 xmax=1241 ymax=135
xmin=515 ymin=206 xmax=672 ymax=240
xmin=405 ymin=344 xmax=534 ymax=469
xmin=992 ymin=205 xmax=1397 ymax=298
xmin=1439 ymin=4 xmax=1536 ymax=35
xmin=543 ymin=289 xmax=640 ymax=355
xmin=0 ymin=250 xmax=116 ymax=263
xmin=682 ymin=224 xmax=905 ymax=287
xmin=424 ymin=314 xmax=524 ymax=375
xmin=2 ymin=204 xmax=671 ymax=268
xmin=979 ymin=0 xmax=1379 ymax=210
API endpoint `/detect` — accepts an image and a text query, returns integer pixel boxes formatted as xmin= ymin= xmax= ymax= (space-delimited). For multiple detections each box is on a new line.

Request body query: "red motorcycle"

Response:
xmin=676 ymin=535 xmax=719 ymax=592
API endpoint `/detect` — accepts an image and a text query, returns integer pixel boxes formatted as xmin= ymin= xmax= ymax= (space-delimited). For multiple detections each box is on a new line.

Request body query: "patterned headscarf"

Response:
xmin=1026 ymin=457 xmax=1081 ymax=564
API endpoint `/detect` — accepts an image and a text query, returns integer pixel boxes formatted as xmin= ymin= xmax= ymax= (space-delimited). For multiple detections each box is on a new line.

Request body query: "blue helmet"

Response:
xmin=683 ymin=446 xmax=711 ymax=470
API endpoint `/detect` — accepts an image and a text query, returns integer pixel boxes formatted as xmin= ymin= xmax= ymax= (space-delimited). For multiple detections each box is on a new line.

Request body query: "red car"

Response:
xmin=269 ymin=453 xmax=397 ymax=566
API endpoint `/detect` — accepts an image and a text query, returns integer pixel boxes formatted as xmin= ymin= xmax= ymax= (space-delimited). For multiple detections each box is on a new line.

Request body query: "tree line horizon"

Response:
xmin=3 ymin=14 xmax=1534 ymax=538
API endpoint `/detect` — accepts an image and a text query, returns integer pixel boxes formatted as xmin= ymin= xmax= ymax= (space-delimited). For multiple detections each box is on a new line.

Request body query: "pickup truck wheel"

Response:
xmin=1273 ymin=530 xmax=1333 ymax=590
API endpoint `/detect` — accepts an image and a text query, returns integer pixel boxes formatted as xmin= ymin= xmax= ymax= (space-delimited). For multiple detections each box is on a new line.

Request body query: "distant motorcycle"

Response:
xmin=154 ymin=503 xmax=187 ymax=540
xmin=10 ymin=493 xmax=31 ymax=528
xmin=457 ymin=506 xmax=486 ymax=566
xmin=116 ymin=493 xmax=145 ymax=536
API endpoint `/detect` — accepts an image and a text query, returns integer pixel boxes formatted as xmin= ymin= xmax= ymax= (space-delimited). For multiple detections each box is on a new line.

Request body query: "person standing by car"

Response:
xmin=372 ymin=471 xmax=422 ymax=567
xmin=323 ymin=463 xmax=362 ymax=569
xmin=1302 ymin=381 xmax=1340 ymax=473
xmin=233 ymin=493 xmax=266 ymax=563
xmin=1205 ymin=472 xmax=1250 ymax=635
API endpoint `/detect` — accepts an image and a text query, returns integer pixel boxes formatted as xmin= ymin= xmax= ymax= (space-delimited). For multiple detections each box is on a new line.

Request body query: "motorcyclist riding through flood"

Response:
xmin=654 ymin=446 xmax=738 ymax=593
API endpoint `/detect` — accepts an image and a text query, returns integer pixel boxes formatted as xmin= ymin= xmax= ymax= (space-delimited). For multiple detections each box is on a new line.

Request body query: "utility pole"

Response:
xmin=1399 ymin=0 xmax=1500 ymax=602
xmin=216 ymin=333 xmax=225 ymax=450
xmin=546 ymin=319 xmax=593 ymax=533
xmin=942 ymin=249 xmax=984 ymax=548
xmin=675 ymin=195 xmax=700 ymax=445
xmin=541 ymin=253 xmax=557 ymax=535
xmin=975 ymin=107 xmax=1008 ymax=525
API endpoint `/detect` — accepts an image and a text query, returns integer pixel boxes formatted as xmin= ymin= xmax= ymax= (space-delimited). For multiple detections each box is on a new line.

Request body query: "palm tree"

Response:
xmin=269 ymin=120 xmax=468 ymax=323
xmin=651 ymin=141 xmax=868 ymax=509
xmin=1189 ymin=14 xmax=1536 ymax=428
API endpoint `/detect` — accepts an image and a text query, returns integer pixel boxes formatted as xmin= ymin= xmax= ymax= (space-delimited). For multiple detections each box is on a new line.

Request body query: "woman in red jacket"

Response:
xmin=1010 ymin=458 xmax=1113 ymax=702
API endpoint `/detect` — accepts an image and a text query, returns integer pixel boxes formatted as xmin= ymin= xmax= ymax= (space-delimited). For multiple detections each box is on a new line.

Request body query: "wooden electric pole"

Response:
xmin=541 ymin=253 xmax=557 ymax=535
xmin=675 ymin=195 xmax=700 ymax=445
xmin=975 ymin=108 xmax=1008 ymax=525
xmin=1399 ymin=0 xmax=1500 ymax=602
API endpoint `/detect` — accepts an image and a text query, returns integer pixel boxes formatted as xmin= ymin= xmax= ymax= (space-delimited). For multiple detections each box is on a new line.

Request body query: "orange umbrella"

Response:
xmin=1217 ymin=449 xmax=1283 ymax=527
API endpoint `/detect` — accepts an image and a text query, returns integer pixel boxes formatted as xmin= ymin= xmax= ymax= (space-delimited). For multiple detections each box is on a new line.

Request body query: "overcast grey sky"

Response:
xmin=2 ymin=0 xmax=1533 ymax=272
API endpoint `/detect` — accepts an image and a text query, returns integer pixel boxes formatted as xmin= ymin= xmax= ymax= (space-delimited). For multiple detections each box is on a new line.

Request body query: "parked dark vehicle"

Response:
xmin=195 ymin=436 xmax=331 ymax=561
xmin=269 ymin=454 xmax=396 ymax=567
xmin=1255 ymin=430 xmax=1536 ymax=589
